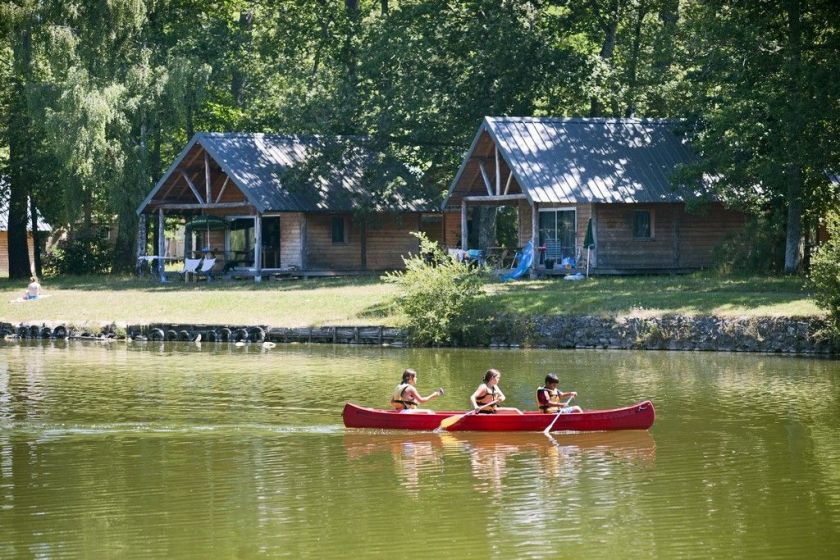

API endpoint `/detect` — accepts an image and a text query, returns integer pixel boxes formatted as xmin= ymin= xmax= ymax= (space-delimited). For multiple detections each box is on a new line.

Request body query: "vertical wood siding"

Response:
xmin=594 ymin=203 xmax=746 ymax=269
xmin=0 ymin=233 xmax=37 ymax=277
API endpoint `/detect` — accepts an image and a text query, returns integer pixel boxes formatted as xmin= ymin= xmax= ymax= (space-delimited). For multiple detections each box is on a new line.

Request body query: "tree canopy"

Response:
xmin=1 ymin=0 xmax=837 ymax=277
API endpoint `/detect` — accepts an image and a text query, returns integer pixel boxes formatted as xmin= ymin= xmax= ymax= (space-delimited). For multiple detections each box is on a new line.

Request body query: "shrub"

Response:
xmin=43 ymin=231 xmax=112 ymax=276
xmin=712 ymin=212 xmax=785 ymax=274
xmin=385 ymin=232 xmax=490 ymax=346
xmin=810 ymin=211 xmax=840 ymax=333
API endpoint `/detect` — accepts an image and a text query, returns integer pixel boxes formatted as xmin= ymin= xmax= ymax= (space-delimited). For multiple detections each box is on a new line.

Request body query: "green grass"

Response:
xmin=488 ymin=273 xmax=822 ymax=319
xmin=0 ymin=272 xmax=823 ymax=327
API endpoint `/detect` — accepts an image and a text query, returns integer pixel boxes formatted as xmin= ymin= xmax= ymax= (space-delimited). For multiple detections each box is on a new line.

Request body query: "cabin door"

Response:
xmin=539 ymin=208 xmax=576 ymax=261
xmin=261 ymin=217 xmax=281 ymax=268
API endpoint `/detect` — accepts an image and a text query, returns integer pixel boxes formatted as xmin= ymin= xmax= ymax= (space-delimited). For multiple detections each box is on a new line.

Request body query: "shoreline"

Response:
xmin=2 ymin=315 xmax=836 ymax=355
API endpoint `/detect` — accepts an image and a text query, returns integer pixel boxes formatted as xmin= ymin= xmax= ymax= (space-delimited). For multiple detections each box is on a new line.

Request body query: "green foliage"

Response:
xmin=810 ymin=211 xmax=840 ymax=332
xmin=384 ymin=232 xmax=489 ymax=346
xmin=712 ymin=212 xmax=786 ymax=274
xmin=43 ymin=231 xmax=112 ymax=276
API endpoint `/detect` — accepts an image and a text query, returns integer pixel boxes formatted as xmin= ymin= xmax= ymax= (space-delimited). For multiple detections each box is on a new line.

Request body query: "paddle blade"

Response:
xmin=437 ymin=413 xmax=466 ymax=431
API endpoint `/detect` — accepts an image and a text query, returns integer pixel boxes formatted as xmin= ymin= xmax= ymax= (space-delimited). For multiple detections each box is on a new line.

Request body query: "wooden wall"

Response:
xmin=594 ymin=202 xmax=746 ymax=270
xmin=303 ymin=213 xmax=424 ymax=271
xmin=0 ymin=232 xmax=38 ymax=277
xmin=280 ymin=213 xmax=304 ymax=268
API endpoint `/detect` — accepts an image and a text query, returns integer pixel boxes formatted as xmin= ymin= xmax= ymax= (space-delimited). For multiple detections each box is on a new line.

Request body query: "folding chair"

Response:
xmin=180 ymin=258 xmax=202 ymax=282
xmin=196 ymin=257 xmax=216 ymax=281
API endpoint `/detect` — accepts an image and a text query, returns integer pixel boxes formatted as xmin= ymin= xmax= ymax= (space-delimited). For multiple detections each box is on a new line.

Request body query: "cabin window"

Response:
xmin=331 ymin=216 xmax=346 ymax=243
xmin=538 ymin=208 xmax=576 ymax=260
xmin=633 ymin=210 xmax=653 ymax=239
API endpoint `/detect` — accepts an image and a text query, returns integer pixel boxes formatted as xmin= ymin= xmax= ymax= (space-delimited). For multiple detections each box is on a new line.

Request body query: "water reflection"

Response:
xmin=344 ymin=430 xmax=655 ymax=497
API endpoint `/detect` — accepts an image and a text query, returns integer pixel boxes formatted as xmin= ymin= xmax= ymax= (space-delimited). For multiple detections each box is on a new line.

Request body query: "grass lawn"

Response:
xmin=0 ymin=272 xmax=823 ymax=327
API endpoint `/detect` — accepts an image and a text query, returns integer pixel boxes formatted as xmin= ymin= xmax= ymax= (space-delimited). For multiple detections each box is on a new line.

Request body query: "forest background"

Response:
xmin=1 ymin=0 xmax=838 ymax=281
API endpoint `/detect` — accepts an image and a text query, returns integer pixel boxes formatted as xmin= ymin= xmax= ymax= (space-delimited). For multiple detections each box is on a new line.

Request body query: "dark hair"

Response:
xmin=401 ymin=369 xmax=417 ymax=383
xmin=545 ymin=373 xmax=559 ymax=384
xmin=483 ymin=368 xmax=500 ymax=384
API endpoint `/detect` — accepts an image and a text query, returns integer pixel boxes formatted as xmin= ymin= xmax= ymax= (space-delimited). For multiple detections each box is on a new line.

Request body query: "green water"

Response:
xmin=0 ymin=341 xmax=838 ymax=559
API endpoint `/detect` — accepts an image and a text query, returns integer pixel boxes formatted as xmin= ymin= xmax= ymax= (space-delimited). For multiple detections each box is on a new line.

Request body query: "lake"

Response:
xmin=1 ymin=341 xmax=838 ymax=558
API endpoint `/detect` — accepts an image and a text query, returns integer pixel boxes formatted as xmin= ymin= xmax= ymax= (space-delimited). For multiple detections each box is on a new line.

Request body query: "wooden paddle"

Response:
xmin=542 ymin=395 xmax=576 ymax=435
xmin=435 ymin=400 xmax=499 ymax=432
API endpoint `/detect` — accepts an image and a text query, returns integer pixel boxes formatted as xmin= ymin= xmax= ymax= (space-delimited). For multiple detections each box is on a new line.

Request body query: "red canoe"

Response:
xmin=342 ymin=400 xmax=655 ymax=432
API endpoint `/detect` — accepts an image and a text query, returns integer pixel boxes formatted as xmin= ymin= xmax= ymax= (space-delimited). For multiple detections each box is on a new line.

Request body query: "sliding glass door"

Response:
xmin=538 ymin=209 xmax=576 ymax=260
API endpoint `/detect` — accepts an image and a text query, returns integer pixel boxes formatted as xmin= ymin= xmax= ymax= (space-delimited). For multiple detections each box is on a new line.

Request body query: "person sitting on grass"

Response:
xmin=23 ymin=276 xmax=42 ymax=300
xmin=390 ymin=369 xmax=444 ymax=414
xmin=536 ymin=373 xmax=582 ymax=414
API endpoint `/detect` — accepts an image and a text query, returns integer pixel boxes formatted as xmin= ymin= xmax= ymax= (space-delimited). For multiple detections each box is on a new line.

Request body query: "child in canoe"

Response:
xmin=537 ymin=373 xmax=582 ymax=414
xmin=390 ymin=369 xmax=444 ymax=414
xmin=470 ymin=369 xmax=522 ymax=414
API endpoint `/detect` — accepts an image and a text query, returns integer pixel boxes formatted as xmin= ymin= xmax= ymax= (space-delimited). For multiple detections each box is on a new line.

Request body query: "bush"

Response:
xmin=385 ymin=232 xmax=490 ymax=346
xmin=43 ymin=231 xmax=112 ymax=276
xmin=810 ymin=211 xmax=840 ymax=333
xmin=713 ymin=212 xmax=786 ymax=274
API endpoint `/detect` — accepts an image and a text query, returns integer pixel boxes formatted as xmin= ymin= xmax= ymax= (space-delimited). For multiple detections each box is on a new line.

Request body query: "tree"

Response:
xmin=676 ymin=0 xmax=840 ymax=273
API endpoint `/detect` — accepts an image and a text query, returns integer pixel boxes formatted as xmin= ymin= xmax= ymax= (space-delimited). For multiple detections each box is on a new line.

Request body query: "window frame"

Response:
xmin=331 ymin=215 xmax=348 ymax=244
xmin=632 ymin=209 xmax=654 ymax=240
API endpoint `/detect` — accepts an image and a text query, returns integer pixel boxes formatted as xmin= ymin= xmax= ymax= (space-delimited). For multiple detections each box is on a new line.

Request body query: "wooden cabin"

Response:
xmin=443 ymin=117 xmax=748 ymax=274
xmin=0 ymin=202 xmax=50 ymax=277
xmin=136 ymin=133 xmax=442 ymax=280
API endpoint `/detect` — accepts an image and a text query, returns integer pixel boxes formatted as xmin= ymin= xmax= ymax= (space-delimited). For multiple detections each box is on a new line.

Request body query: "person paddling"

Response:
xmin=470 ymin=369 xmax=522 ymax=414
xmin=537 ymin=373 xmax=582 ymax=414
xmin=390 ymin=369 xmax=444 ymax=414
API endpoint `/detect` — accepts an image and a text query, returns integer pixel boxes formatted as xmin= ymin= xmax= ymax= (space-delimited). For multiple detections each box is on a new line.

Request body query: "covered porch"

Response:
xmin=137 ymin=133 xmax=440 ymax=281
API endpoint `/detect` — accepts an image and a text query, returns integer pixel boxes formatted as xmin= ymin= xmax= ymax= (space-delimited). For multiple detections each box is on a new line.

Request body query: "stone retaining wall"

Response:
xmin=491 ymin=315 xmax=837 ymax=355
xmin=1 ymin=316 xmax=836 ymax=355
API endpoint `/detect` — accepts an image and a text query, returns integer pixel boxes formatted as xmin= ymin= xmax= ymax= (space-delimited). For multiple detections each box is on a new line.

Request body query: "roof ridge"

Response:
xmin=485 ymin=116 xmax=676 ymax=125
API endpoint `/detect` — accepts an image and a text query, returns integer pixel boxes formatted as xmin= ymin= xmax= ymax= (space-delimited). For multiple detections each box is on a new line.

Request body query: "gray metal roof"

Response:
xmin=0 ymin=191 xmax=51 ymax=231
xmin=139 ymin=133 xmax=433 ymax=214
xmin=446 ymin=117 xmax=703 ymax=205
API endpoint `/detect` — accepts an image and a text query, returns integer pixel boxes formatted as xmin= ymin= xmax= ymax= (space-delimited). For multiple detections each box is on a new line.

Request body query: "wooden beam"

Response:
xmin=495 ymin=146 xmax=500 ymax=196
xmin=461 ymin=200 xmax=468 ymax=250
xmin=184 ymin=145 xmax=204 ymax=168
xmin=156 ymin=202 xmax=251 ymax=210
xmin=463 ymin=194 xmax=527 ymax=202
xmin=503 ymin=170 xmax=513 ymax=195
xmin=204 ymin=152 xmax=211 ymax=204
xmin=300 ymin=215 xmax=308 ymax=270
xmin=158 ymin=208 xmax=166 ymax=282
xmin=214 ymin=176 xmax=230 ymax=204
xmin=531 ymin=202 xmax=538 ymax=278
xmin=180 ymin=170 xmax=205 ymax=205
xmin=254 ymin=213 xmax=262 ymax=282
xmin=478 ymin=161 xmax=493 ymax=196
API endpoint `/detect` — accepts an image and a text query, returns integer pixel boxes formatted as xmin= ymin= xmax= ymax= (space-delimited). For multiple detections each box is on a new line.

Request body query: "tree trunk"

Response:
xmin=624 ymin=0 xmax=648 ymax=118
xmin=29 ymin=196 xmax=42 ymax=277
xmin=231 ymin=7 xmax=254 ymax=107
xmin=783 ymin=0 xmax=803 ymax=273
xmin=7 ymin=19 xmax=34 ymax=279
xmin=474 ymin=207 xmax=498 ymax=251
xmin=649 ymin=0 xmax=679 ymax=115
xmin=589 ymin=0 xmax=621 ymax=117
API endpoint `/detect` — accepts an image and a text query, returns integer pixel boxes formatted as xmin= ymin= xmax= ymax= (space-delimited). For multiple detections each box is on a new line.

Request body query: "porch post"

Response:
xmin=530 ymin=202 xmax=538 ymax=278
xmin=254 ymin=213 xmax=262 ymax=282
xmin=135 ymin=213 xmax=146 ymax=275
xmin=460 ymin=200 xmax=468 ymax=250
xmin=300 ymin=214 xmax=308 ymax=271
xmin=158 ymin=207 xmax=166 ymax=282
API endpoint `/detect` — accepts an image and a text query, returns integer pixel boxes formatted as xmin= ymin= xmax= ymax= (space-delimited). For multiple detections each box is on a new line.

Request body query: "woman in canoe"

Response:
xmin=469 ymin=369 xmax=522 ymax=414
xmin=537 ymin=373 xmax=582 ymax=414
xmin=390 ymin=369 xmax=444 ymax=414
